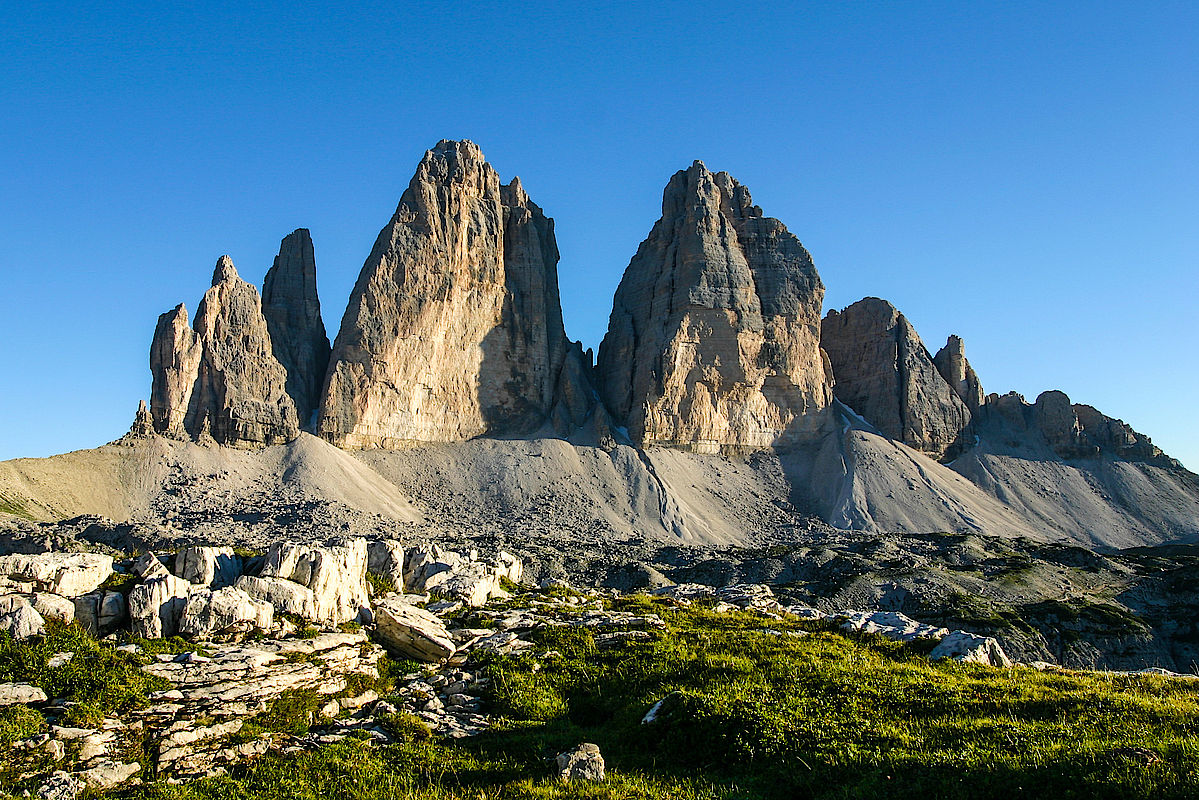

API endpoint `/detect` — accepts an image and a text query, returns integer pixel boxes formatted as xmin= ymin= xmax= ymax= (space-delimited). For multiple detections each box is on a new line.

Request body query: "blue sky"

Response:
xmin=1 ymin=1 xmax=1196 ymax=469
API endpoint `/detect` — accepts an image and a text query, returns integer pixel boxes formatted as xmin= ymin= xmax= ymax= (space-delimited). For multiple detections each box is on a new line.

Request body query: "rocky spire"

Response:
xmin=595 ymin=161 xmax=833 ymax=452
xmin=933 ymin=335 xmax=985 ymax=412
xmin=148 ymin=256 xmax=299 ymax=448
xmin=821 ymin=298 xmax=972 ymax=460
xmin=318 ymin=140 xmax=592 ymax=448
xmin=149 ymin=303 xmax=202 ymax=437
xmin=262 ymin=229 xmax=330 ymax=430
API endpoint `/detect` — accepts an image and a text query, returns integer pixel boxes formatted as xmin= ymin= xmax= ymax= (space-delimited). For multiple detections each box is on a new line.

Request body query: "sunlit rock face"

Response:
xmin=318 ymin=140 xmax=591 ymax=448
xmin=149 ymin=256 xmax=299 ymax=447
xmin=596 ymin=161 xmax=833 ymax=453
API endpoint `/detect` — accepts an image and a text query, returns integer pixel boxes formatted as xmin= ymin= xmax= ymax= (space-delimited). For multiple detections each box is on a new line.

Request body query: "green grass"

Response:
xmin=87 ymin=604 xmax=1199 ymax=800
xmin=0 ymin=622 xmax=169 ymax=721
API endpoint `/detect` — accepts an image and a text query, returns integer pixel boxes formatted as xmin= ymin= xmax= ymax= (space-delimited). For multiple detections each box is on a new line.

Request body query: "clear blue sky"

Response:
xmin=2 ymin=1 xmax=1196 ymax=469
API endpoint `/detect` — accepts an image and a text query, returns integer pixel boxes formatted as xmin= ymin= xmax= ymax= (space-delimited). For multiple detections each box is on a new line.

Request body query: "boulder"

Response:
xmin=0 ymin=682 xmax=47 ymax=705
xmin=31 ymin=593 xmax=75 ymax=624
xmin=0 ymin=603 xmax=45 ymax=639
xmin=98 ymin=591 xmax=126 ymax=632
xmin=596 ymin=160 xmax=833 ymax=452
xmin=132 ymin=551 xmax=171 ymax=580
xmin=235 ymin=575 xmax=317 ymax=619
xmin=556 ymin=742 xmax=605 ymax=782
xmin=373 ymin=597 xmax=456 ymax=662
xmin=128 ymin=575 xmax=193 ymax=638
xmin=437 ymin=572 xmax=501 ymax=608
xmin=318 ymin=140 xmax=592 ymax=447
xmin=930 ymin=631 xmax=1013 ymax=667
xmin=366 ymin=540 xmax=406 ymax=591
xmin=261 ymin=228 xmax=331 ymax=429
xmin=179 ymin=586 xmax=273 ymax=640
xmin=175 ymin=546 xmax=242 ymax=588
xmin=0 ymin=552 xmax=113 ymax=597
xmin=35 ymin=771 xmax=84 ymax=800
xmin=259 ymin=540 xmax=368 ymax=624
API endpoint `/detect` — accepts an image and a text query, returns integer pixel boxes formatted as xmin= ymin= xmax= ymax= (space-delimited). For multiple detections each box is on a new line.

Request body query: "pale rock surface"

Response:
xmin=235 ymin=575 xmax=317 ymax=619
xmin=261 ymin=228 xmax=330 ymax=429
xmin=319 ymin=140 xmax=592 ymax=448
xmin=0 ymin=682 xmax=47 ymax=705
xmin=597 ymin=160 xmax=833 ymax=452
xmin=930 ymin=631 xmax=1013 ymax=667
xmin=148 ymin=303 xmax=203 ymax=438
xmin=151 ymin=256 xmax=300 ymax=447
xmin=373 ymin=597 xmax=456 ymax=661
xmin=259 ymin=540 xmax=368 ymax=624
xmin=838 ymin=610 xmax=950 ymax=642
xmin=178 ymin=586 xmax=273 ymax=640
xmin=36 ymin=771 xmax=84 ymax=800
xmin=821 ymin=298 xmax=972 ymax=460
xmin=366 ymin=540 xmax=406 ymax=591
xmin=0 ymin=603 xmax=45 ymax=639
xmin=932 ymin=335 xmax=985 ymax=411
xmin=175 ymin=546 xmax=242 ymax=588
xmin=31 ymin=593 xmax=75 ymax=624
xmin=128 ymin=574 xmax=193 ymax=638
xmin=556 ymin=742 xmax=605 ymax=782
xmin=0 ymin=553 xmax=113 ymax=597
xmin=132 ymin=551 xmax=170 ymax=580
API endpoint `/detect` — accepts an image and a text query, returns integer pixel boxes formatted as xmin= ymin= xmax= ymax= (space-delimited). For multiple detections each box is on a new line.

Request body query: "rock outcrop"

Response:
xmin=596 ymin=161 xmax=833 ymax=453
xmin=261 ymin=229 xmax=330 ymax=429
xmin=150 ymin=257 xmax=300 ymax=447
xmin=318 ymin=140 xmax=592 ymax=448
xmin=977 ymin=389 xmax=1174 ymax=465
xmin=933 ymin=335 xmax=985 ymax=411
xmin=821 ymin=298 xmax=972 ymax=460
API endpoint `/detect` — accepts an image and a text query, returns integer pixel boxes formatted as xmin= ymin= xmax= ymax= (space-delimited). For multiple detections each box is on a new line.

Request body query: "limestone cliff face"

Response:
xmin=149 ymin=257 xmax=300 ymax=447
xmin=318 ymin=140 xmax=591 ymax=448
xmin=149 ymin=304 xmax=203 ymax=437
xmin=595 ymin=161 xmax=833 ymax=453
xmin=262 ymin=229 xmax=330 ymax=429
xmin=821 ymin=298 xmax=971 ymax=460
xmin=933 ymin=335 xmax=985 ymax=412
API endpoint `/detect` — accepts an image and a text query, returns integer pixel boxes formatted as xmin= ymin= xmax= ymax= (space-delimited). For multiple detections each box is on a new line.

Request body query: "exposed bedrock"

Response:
xmin=262 ymin=228 xmax=331 ymax=430
xmin=596 ymin=160 xmax=834 ymax=453
xmin=149 ymin=257 xmax=300 ymax=448
xmin=318 ymin=139 xmax=593 ymax=448
xmin=821 ymin=297 xmax=972 ymax=461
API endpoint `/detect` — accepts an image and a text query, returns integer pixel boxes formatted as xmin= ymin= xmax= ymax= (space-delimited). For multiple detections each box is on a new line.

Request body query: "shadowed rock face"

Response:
xmin=149 ymin=257 xmax=299 ymax=448
xmin=262 ymin=229 xmax=330 ymax=430
xmin=596 ymin=161 xmax=833 ymax=453
xmin=318 ymin=140 xmax=591 ymax=448
xmin=821 ymin=298 xmax=971 ymax=461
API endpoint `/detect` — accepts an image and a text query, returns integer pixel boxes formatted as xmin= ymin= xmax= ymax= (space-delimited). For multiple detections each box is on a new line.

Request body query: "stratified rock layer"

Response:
xmin=319 ymin=140 xmax=591 ymax=448
xmin=596 ymin=161 xmax=832 ymax=453
xmin=821 ymin=298 xmax=971 ymax=460
xmin=150 ymin=257 xmax=300 ymax=447
xmin=262 ymin=229 xmax=330 ymax=429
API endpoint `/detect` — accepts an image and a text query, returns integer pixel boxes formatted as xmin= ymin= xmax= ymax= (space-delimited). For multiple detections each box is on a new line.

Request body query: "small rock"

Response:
xmin=36 ymin=771 xmax=84 ymax=800
xmin=556 ymin=742 xmax=605 ymax=782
